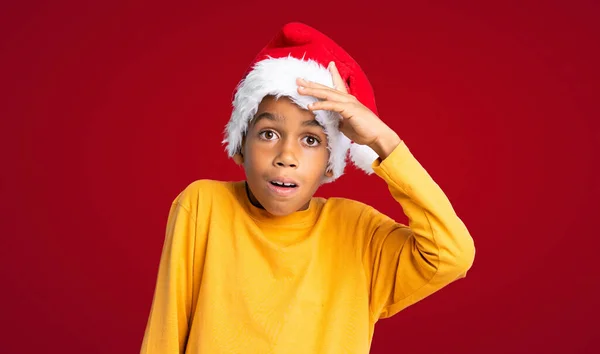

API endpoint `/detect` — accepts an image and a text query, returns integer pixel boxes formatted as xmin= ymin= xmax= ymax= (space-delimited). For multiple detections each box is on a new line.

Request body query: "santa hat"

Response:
xmin=223 ymin=22 xmax=380 ymax=183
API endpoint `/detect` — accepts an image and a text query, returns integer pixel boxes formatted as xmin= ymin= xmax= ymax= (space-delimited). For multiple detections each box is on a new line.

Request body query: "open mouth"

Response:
xmin=270 ymin=180 xmax=298 ymax=188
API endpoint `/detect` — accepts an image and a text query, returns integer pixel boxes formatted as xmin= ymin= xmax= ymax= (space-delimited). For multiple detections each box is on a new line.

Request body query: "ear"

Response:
xmin=232 ymin=135 xmax=247 ymax=166
xmin=233 ymin=153 xmax=244 ymax=165
xmin=324 ymin=168 xmax=334 ymax=178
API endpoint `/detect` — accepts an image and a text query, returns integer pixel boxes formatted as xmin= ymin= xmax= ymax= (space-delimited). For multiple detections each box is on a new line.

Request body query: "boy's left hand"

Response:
xmin=297 ymin=61 xmax=401 ymax=159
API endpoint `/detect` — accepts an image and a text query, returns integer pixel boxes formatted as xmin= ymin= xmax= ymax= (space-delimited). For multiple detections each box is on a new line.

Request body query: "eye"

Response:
xmin=303 ymin=135 xmax=321 ymax=147
xmin=259 ymin=130 xmax=278 ymax=141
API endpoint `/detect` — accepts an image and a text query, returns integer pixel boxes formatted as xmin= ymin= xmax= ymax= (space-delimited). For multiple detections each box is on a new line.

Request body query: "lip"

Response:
xmin=269 ymin=176 xmax=299 ymax=186
xmin=267 ymin=177 xmax=300 ymax=197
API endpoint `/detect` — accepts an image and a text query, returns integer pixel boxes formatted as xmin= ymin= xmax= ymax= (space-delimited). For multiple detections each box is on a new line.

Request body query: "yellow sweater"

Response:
xmin=141 ymin=141 xmax=475 ymax=353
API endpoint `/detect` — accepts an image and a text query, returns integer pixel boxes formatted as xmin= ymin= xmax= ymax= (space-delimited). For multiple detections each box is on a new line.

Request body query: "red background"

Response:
xmin=2 ymin=0 xmax=598 ymax=353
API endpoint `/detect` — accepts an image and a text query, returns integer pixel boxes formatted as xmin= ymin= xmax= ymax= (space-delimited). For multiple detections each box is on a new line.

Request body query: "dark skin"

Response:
xmin=234 ymin=61 xmax=401 ymax=216
xmin=234 ymin=95 xmax=333 ymax=216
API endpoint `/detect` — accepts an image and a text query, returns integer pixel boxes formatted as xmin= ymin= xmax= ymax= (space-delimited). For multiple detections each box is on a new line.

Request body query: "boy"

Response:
xmin=141 ymin=22 xmax=475 ymax=353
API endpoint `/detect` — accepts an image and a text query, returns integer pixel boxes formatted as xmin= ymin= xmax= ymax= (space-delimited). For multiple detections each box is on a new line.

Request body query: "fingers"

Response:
xmin=297 ymin=83 xmax=351 ymax=102
xmin=296 ymin=65 xmax=357 ymax=118
xmin=328 ymin=62 xmax=349 ymax=94
xmin=296 ymin=77 xmax=333 ymax=91
xmin=307 ymin=100 xmax=356 ymax=120
xmin=296 ymin=76 xmax=349 ymax=95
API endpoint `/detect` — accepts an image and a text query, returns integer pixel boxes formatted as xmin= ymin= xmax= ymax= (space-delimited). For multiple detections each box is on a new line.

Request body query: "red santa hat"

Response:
xmin=223 ymin=22 xmax=380 ymax=183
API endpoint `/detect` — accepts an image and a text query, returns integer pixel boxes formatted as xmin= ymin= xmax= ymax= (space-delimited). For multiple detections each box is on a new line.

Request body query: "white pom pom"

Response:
xmin=349 ymin=143 xmax=379 ymax=174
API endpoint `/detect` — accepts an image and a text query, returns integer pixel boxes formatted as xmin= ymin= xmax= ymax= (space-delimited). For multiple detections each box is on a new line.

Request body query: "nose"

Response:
xmin=273 ymin=139 xmax=299 ymax=168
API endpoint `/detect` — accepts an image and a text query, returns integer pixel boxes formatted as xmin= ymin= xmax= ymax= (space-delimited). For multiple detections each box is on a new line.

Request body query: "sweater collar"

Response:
xmin=235 ymin=181 xmax=321 ymax=227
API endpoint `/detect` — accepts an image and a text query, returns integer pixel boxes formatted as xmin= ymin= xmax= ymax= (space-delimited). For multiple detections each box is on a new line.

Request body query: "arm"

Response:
xmin=140 ymin=201 xmax=196 ymax=353
xmin=363 ymin=137 xmax=475 ymax=319
xmin=297 ymin=63 xmax=475 ymax=320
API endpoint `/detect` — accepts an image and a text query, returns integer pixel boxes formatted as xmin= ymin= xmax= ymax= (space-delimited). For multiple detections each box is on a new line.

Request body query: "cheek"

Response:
xmin=243 ymin=143 xmax=271 ymax=171
xmin=303 ymin=149 xmax=330 ymax=174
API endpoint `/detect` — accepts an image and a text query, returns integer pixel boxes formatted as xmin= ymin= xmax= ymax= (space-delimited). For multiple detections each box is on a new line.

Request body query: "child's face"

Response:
xmin=236 ymin=95 xmax=333 ymax=216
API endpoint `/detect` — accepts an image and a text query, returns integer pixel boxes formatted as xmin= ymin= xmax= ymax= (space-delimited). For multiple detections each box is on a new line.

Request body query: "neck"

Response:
xmin=245 ymin=181 xmax=264 ymax=209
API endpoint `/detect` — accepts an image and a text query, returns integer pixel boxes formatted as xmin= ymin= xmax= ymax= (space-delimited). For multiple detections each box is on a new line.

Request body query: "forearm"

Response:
xmin=366 ymin=141 xmax=475 ymax=318
xmin=375 ymin=141 xmax=475 ymax=277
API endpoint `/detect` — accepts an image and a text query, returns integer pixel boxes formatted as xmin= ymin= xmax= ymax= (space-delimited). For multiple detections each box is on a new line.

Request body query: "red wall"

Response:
xmin=2 ymin=1 xmax=598 ymax=353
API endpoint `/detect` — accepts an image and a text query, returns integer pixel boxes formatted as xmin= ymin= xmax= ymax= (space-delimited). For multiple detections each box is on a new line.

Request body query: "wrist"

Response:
xmin=369 ymin=130 xmax=402 ymax=160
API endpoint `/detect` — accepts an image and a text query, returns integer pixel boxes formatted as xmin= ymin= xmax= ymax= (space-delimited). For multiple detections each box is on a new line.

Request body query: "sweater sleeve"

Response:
xmin=140 ymin=200 xmax=197 ymax=353
xmin=362 ymin=141 xmax=475 ymax=320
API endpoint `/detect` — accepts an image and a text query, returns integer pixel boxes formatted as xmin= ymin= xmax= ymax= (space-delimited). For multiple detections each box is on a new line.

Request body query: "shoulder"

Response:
xmin=172 ymin=179 xmax=240 ymax=210
xmin=180 ymin=179 xmax=234 ymax=195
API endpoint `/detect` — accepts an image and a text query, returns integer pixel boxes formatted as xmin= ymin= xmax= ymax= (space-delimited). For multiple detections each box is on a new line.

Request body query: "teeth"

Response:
xmin=272 ymin=181 xmax=296 ymax=187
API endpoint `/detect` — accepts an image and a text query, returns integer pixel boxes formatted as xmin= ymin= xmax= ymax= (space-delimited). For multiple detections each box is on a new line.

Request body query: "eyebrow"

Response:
xmin=252 ymin=112 xmax=323 ymax=128
xmin=251 ymin=112 xmax=279 ymax=126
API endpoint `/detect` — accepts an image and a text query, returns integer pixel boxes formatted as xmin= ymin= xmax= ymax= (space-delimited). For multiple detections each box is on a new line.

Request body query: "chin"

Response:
xmin=247 ymin=180 xmax=313 ymax=216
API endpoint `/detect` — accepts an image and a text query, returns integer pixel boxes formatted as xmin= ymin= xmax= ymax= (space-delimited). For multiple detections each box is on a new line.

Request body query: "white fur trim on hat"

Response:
xmin=223 ymin=56 xmax=378 ymax=182
xmin=349 ymin=143 xmax=379 ymax=174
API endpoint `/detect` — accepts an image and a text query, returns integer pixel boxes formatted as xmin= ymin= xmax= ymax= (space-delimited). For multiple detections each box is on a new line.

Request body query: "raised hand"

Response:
xmin=297 ymin=62 xmax=401 ymax=159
